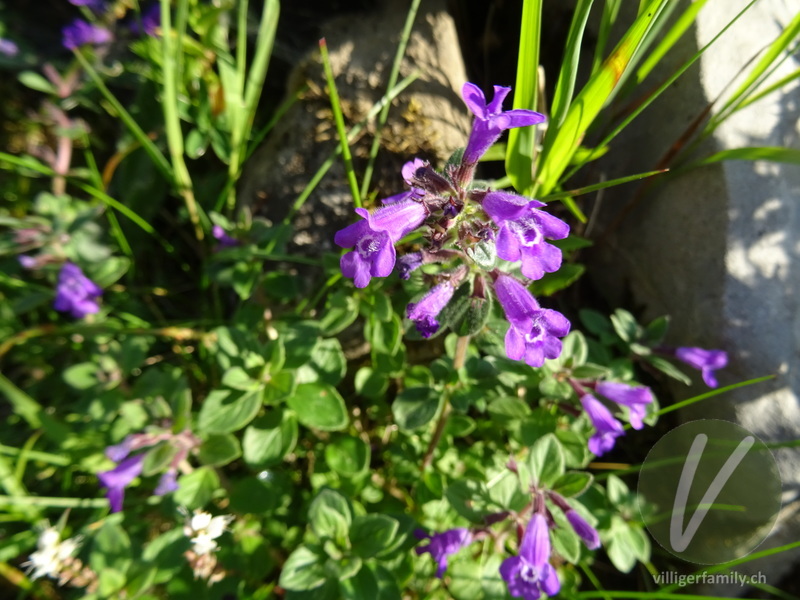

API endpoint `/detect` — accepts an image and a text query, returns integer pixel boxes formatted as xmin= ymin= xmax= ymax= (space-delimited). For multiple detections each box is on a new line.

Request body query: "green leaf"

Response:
xmin=198 ymin=434 xmax=242 ymax=467
xmin=552 ymin=471 xmax=593 ymax=497
xmin=529 ymin=263 xmax=585 ymax=296
xmin=354 ymin=367 xmax=388 ymax=399
xmin=288 ymin=383 xmax=349 ymax=431
xmin=263 ymin=370 xmax=296 ymax=404
xmin=445 ymin=479 xmax=492 ymax=523
xmin=392 ymin=387 xmax=443 ymax=431
xmin=172 ymin=467 xmax=220 ymax=509
xmin=18 ymin=71 xmax=58 ymax=94
xmin=528 ymin=433 xmax=565 ymax=488
xmin=339 ymin=563 xmax=379 ymax=600
xmin=556 ymin=429 xmax=591 ymax=468
xmin=63 ymin=362 xmax=101 ymax=390
xmin=309 ymin=489 xmax=352 ymax=544
xmin=296 ymin=338 xmax=347 ymax=386
xmin=197 ymin=388 xmax=262 ymax=435
xmin=320 ymin=290 xmax=360 ymax=336
xmin=642 ymin=355 xmax=692 ymax=385
xmin=89 ymin=256 xmax=131 ymax=288
xmin=279 ymin=545 xmax=327 ymax=591
xmin=242 ymin=410 xmax=298 ymax=468
xmin=221 ymin=366 xmax=259 ymax=391
xmin=142 ymin=442 xmax=179 ymax=476
xmin=488 ymin=397 xmax=532 ymax=425
xmin=98 ymin=568 xmax=126 ymax=597
xmin=610 ymin=309 xmax=639 ymax=342
xmin=325 ymin=435 xmax=370 ymax=477
xmin=90 ymin=520 xmax=131 ymax=572
xmin=350 ymin=514 xmax=399 ymax=559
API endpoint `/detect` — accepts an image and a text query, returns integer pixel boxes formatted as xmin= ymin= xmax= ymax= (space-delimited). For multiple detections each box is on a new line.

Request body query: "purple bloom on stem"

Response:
xmin=154 ymin=469 xmax=179 ymax=496
xmin=565 ymin=510 xmax=600 ymax=550
xmin=461 ymin=83 xmax=546 ymax=165
xmin=334 ymin=200 xmax=426 ymax=288
xmin=675 ymin=347 xmax=728 ymax=388
xmin=494 ymin=274 xmax=570 ymax=367
xmin=500 ymin=514 xmax=560 ymax=599
xmin=53 ymin=262 xmax=102 ymax=319
xmin=212 ymin=225 xmax=238 ymax=249
xmin=131 ymin=3 xmax=160 ymax=37
xmin=62 ymin=19 xmax=112 ymax=50
xmin=98 ymin=454 xmax=144 ymax=513
xmin=581 ymin=394 xmax=625 ymax=456
xmin=105 ymin=437 xmax=133 ymax=462
xmin=397 ymin=252 xmax=423 ymax=280
xmin=483 ymin=191 xmax=569 ymax=281
xmin=595 ymin=381 xmax=653 ymax=430
xmin=414 ymin=528 xmax=472 ymax=578
xmin=18 ymin=255 xmax=37 ymax=269
xmin=0 ymin=38 xmax=19 ymax=57
xmin=407 ymin=282 xmax=454 ymax=338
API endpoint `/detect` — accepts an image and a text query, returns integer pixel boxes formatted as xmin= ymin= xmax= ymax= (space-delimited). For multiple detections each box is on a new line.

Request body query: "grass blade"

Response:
xmin=319 ymin=38 xmax=361 ymax=209
xmin=73 ymin=50 xmax=173 ymax=183
xmin=160 ymin=0 xmax=205 ymax=241
xmin=540 ymin=168 xmax=668 ymax=201
xmin=548 ymin=0 xmax=595 ymax=129
xmin=0 ymin=373 xmax=42 ymax=429
xmin=682 ymin=146 xmax=800 ymax=169
xmin=591 ymin=0 xmax=622 ymax=76
xmin=360 ymin=0 xmax=421 ymax=199
xmin=505 ymin=0 xmax=542 ymax=194
xmin=535 ymin=0 xmax=669 ymax=196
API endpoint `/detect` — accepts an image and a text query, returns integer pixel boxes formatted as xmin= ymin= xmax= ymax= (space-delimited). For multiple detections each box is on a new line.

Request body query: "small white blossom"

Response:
xmin=183 ymin=510 xmax=233 ymax=556
xmin=23 ymin=526 xmax=81 ymax=581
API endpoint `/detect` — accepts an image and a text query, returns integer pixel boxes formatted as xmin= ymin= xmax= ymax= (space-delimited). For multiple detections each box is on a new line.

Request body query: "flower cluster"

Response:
xmin=334 ymin=82 xmax=570 ymax=365
xmin=416 ymin=490 xmax=600 ymax=598
xmin=23 ymin=526 xmax=97 ymax=591
xmin=98 ymin=429 xmax=201 ymax=512
xmin=183 ymin=510 xmax=234 ymax=583
xmin=62 ymin=1 xmax=160 ymax=50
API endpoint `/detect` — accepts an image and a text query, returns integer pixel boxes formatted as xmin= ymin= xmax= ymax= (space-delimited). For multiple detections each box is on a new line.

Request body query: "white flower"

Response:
xmin=184 ymin=510 xmax=233 ymax=556
xmin=23 ymin=526 xmax=81 ymax=581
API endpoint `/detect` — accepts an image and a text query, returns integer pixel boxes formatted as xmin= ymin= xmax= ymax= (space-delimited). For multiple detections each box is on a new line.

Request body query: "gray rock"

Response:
xmin=589 ymin=0 xmax=800 ymax=590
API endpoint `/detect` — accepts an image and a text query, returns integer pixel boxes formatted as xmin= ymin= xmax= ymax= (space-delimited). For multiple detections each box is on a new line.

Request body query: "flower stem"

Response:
xmin=420 ymin=335 xmax=470 ymax=471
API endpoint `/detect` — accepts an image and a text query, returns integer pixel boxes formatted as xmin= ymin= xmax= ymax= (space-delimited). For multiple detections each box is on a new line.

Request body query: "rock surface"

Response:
xmin=590 ymin=0 xmax=800 ymax=590
xmin=239 ymin=0 xmax=470 ymax=265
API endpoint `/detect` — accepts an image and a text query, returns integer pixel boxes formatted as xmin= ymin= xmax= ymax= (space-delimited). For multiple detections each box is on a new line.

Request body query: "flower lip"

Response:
xmin=414 ymin=527 xmax=472 ymax=578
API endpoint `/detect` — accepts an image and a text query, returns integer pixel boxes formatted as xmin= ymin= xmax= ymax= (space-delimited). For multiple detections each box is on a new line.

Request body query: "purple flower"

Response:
xmin=154 ymin=469 xmax=179 ymax=496
xmin=494 ymin=274 xmax=570 ymax=367
xmin=212 ymin=225 xmax=239 ymax=249
xmin=397 ymin=252 xmax=423 ymax=280
xmin=105 ymin=437 xmax=133 ymax=462
xmin=98 ymin=454 xmax=144 ymax=513
xmin=407 ymin=282 xmax=454 ymax=338
xmin=0 ymin=38 xmax=19 ymax=57
xmin=461 ymin=83 xmax=546 ymax=165
xmin=18 ymin=255 xmax=37 ymax=269
xmin=596 ymin=381 xmax=653 ymax=430
xmin=483 ymin=191 xmax=569 ymax=281
xmin=68 ymin=0 xmax=106 ymax=9
xmin=500 ymin=514 xmax=560 ymax=599
xmin=581 ymin=394 xmax=625 ymax=456
xmin=62 ymin=19 xmax=112 ymax=50
xmin=131 ymin=3 xmax=160 ymax=37
xmin=334 ymin=200 xmax=427 ymax=288
xmin=414 ymin=528 xmax=472 ymax=578
xmin=565 ymin=510 xmax=600 ymax=550
xmin=53 ymin=262 xmax=102 ymax=319
xmin=675 ymin=347 xmax=728 ymax=388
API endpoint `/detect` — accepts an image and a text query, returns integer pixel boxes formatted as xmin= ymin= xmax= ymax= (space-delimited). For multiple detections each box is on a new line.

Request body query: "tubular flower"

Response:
xmin=483 ymin=191 xmax=569 ymax=281
xmin=62 ymin=19 xmax=112 ymax=49
xmin=500 ymin=514 xmax=560 ymax=599
xmin=675 ymin=347 xmax=728 ymax=388
xmin=407 ymin=282 xmax=455 ymax=338
xmin=97 ymin=454 xmax=144 ymax=513
xmin=53 ymin=262 xmax=102 ymax=319
xmin=494 ymin=274 xmax=570 ymax=367
xmin=335 ymin=200 xmax=426 ymax=288
xmin=595 ymin=381 xmax=654 ymax=430
xmin=565 ymin=510 xmax=600 ymax=550
xmin=462 ymin=83 xmax=546 ymax=165
xmin=414 ymin=528 xmax=473 ymax=578
xmin=581 ymin=394 xmax=625 ymax=456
